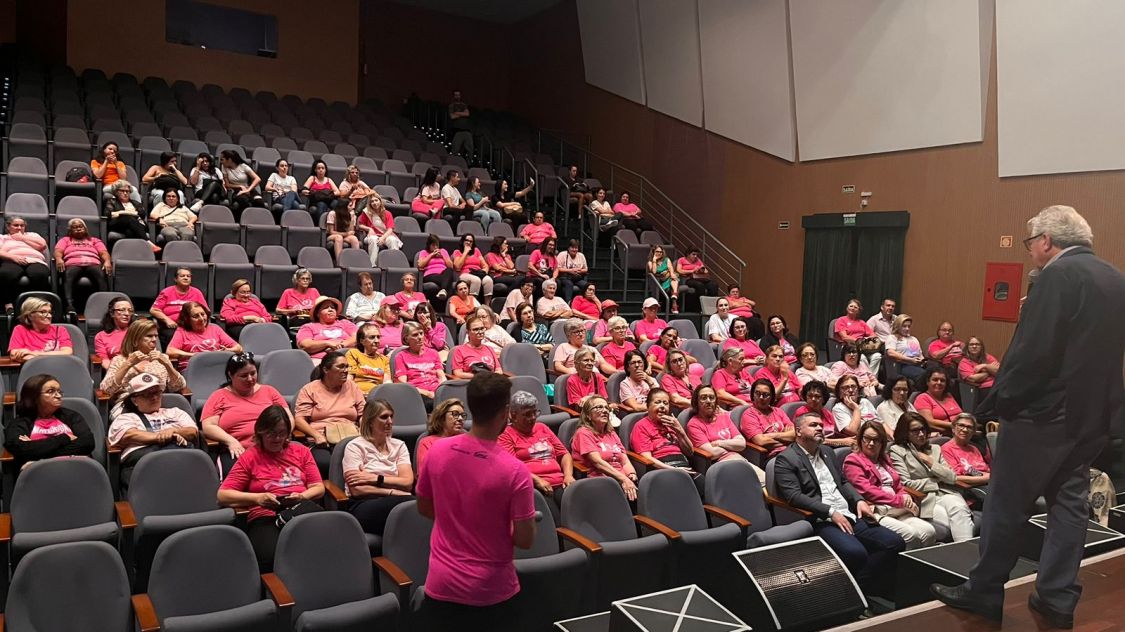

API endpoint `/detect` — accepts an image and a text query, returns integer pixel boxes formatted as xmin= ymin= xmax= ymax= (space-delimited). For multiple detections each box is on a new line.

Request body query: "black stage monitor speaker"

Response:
xmin=1021 ymin=513 xmax=1125 ymax=561
xmin=555 ymin=612 xmax=611 ymax=632
xmin=896 ymin=538 xmax=1039 ymax=607
xmin=554 ymin=586 xmax=748 ymax=632
xmin=1110 ymin=504 xmax=1125 ymax=534
xmin=730 ymin=536 xmax=866 ymax=632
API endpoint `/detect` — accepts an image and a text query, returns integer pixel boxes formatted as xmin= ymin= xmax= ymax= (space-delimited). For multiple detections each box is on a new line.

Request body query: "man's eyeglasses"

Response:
xmin=1023 ymin=233 xmax=1045 ymax=250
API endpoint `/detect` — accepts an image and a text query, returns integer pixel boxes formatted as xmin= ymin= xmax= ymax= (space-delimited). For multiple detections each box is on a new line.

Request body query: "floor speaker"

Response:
xmin=1110 ymin=504 xmax=1125 ymax=534
xmin=896 ymin=538 xmax=1039 ymax=607
xmin=554 ymin=585 xmax=748 ymax=632
xmin=1021 ymin=513 xmax=1125 ymax=561
xmin=729 ymin=536 xmax=866 ymax=632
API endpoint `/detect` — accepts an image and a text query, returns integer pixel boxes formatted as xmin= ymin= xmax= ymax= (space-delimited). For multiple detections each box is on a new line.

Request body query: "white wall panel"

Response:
xmin=576 ymin=0 xmax=646 ymax=105
xmin=789 ymin=0 xmax=985 ymax=161
xmin=639 ymin=0 xmax=703 ymax=127
xmin=698 ymin=0 xmax=795 ymax=161
xmin=997 ymin=0 xmax=1125 ymax=177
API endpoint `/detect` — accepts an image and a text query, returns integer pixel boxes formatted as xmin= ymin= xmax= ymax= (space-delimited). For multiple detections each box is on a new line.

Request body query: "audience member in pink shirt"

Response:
xmin=927 ymin=321 xmax=964 ymax=368
xmin=686 ymin=385 xmax=748 ymax=466
xmin=634 ymin=298 xmax=668 ymax=342
xmin=739 ymin=379 xmax=795 ymax=458
xmin=276 ymin=268 xmax=320 ymax=327
xmin=660 ymin=349 xmax=701 ymax=411
xmin=220 ymin=279 xmax=272 ymax=338
xmin=151 ymin=267 xmax=208 ymax=334
xmin=612 ymin=191 xmax=653 ymax=235
xmin=95 ymin=296 xmax=134 ymax=369
xmin=914 ymin=368 xmax=963 ymax=435
xmin=629 ymin=390 xmax=697 ymax=488
xmin=7 ymin=297 xmax=73 ymax=363
xmin=754 ymin=345 xmax=803 ymax=405
xmin=54 ymin=218 xmax=110 ymax=311
xmin=600 ymin=316 xmax=636 ymax=371
xmin=711 ymin=348 xmax=755 ymax=409
xmin=416 ymin=400 xmax=467 ymax=473
xmin=958 ymin=337 xmax=999 ymax=390
xmin=833 ymin=299 xmax=881 ymax=376
xmin=415 ymin=374 xmax=535 ymax=628
xmin=940 ymin=414 xmax=991 ymax=489
xmin=167 ymin=301 xmax=242 ymax=370
xmin=394 ymin=322 xmax=445 ymax=411
xmin=722 ymin=317 xmax=767 ymax=367
xmin=571 ymin=283 xmax=602 ymax=320
xmin=218 ymin=405 xmax=324 ymax=570
xmin=202 ymin=354 xmax=293 ymax=475
xmin=452 ymin=234 xmax=493 ymax=301
xmin=0 ymin=216 xmax=50 ymax=311
xmin=451 ymin=314 xmax=502 ymax=378
xmin=418 ymin=236 xmax=457 ymax=302
xmin=296 ymin=297 xmax=358 ymax=362
xmin=518 ymin=211 xmax=557 ymax=247
xmin=570 ymin=396 xmax=639 ymax=500
xmin=500 ymin=390 xmax=574 ymax=516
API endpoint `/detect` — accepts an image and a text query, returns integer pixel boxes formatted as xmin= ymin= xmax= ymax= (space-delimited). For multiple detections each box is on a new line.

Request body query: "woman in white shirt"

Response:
xmin=876 ymin=376 xmax=917 ymax=436
xmin=341 ymin=399 xmax=414 ymax=537
xmin=705 ymin=297 xmax=735 ymax=343
xmin=471 ymin=306 xmax=516 ymax=355
xmin=795 ymin=342 xmax=835 ymax=388
xmin=345 ymin=272 xmax=385 ymax=323
xmin=885 ymin=314 xmax=926 ymax=382
xmin=265 ymin=158 xmax=302 ymax=216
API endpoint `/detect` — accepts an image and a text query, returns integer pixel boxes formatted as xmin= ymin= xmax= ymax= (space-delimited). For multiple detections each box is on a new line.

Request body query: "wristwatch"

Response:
xmin=376 ymin=474 xmax=385 ymax=487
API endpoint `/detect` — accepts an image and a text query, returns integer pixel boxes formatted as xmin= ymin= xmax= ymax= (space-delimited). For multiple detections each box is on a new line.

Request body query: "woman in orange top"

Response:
xmin=91 ymin=142 xmax=140 ymax=204
xmin=446 ymin=279 xmax=479 ymax=326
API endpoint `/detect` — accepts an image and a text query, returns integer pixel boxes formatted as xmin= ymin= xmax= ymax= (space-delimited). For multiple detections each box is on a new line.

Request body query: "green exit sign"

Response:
xmin=843 ymin=213 xmax=857 ymax=226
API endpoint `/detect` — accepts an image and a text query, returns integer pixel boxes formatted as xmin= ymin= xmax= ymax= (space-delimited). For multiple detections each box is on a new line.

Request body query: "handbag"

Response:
xmin=323 ymin=421 xmax=359 ymax=445
xmin=857 ymin=336 xmax=884 ymax=354
xmin=274 ymin=499 xmax=323 ymax=528
xmin=873 ymin=504 xmax=915 ymax=519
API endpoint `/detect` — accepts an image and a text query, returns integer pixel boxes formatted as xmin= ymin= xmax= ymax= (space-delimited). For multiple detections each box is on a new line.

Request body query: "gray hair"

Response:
xmin=111 ymin=180 xmax=133 ymax=193
xmin=564 ymin=318 xmax=585 ymax=336
xmin=1027 ymin=205 xmax=1093 ymax=249
xmin=510 ymin=390 xmax=539 ymax=411
xmin=4 ymin=216 xmax=24 ymax=226
xmin=542 ymin=279 xmax=557 ymax=291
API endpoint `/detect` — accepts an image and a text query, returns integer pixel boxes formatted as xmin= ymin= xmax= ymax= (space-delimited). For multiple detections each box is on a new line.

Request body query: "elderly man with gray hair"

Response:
xmin=499 ymin=390 xmax=576 ymax=519
xmin=932 ymin=205 xmax=1125 ymax=628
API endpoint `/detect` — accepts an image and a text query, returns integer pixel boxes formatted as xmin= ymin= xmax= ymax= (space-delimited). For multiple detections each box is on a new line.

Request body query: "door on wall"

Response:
xmin=798 ymin=211 xmax=909 ymax=351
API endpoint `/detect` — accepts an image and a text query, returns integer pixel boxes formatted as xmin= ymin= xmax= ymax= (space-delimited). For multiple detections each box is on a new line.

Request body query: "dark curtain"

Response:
xmin=854 ymin=228 xmax=906 ymax=317
xmin=799 ymin=229 xmax=856 ymax=346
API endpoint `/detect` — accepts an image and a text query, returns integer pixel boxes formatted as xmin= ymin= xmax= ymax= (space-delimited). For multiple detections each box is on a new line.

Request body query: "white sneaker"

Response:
xmin=190 ymin=200 xmax=204 ymax=212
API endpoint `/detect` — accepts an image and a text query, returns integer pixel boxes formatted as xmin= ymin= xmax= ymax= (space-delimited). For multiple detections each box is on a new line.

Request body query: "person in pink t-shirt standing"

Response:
xmin=416 ymin=373 xmax=536 ymax=630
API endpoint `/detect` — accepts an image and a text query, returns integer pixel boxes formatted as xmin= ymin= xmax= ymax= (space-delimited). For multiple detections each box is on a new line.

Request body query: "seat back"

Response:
xmin=162 ymin=240 xmax=205 ymax=263
xmin=369 ymin=383 xmax=428 ymax=427
xmin=380 ymin=500 xmax=433 ymax=597
xmin=328 ymin=437 xmax=359 ymax=492
xmin=5 ymin=541 xmax=132 ymax=632
xmin=148 ymin=525 xmax=265 ymax=619
xmin=681 ymin=338 xmax=716 ymax=366
xmin=16 ymin=355 xmax=93 ymax=400
xmin=616 ymin=412 xmax=646 ymax=454
xmin=516 ymin=490 xmax=562 ymax=560
xmin=274 ymin=512 xmax=377 ymax=620
xmin=238 ymin=322 xmax=292 ymax=355
xmin=606 ymin=371 xmax=627 ymax=404
xmin=183 ymin=351 xmax=236 ymax=410
xmin=668 ymin=319 xmax=700 ymax=340
xmin=11 ymin=457 xmax=114 ymax=533
xmin=561 ymin=477 xmax=639 ymax=543
xmin=297 ymin=246 xmax=334 ymax=269
xmin=63 ymin=397 xmax=106 ymax=466
xmin=499 ymin=343 xmax=546 ymax=382
xmin=638 ymin=469 xmax=708 ymax=532
xmin=82 ymin=291 xmax=129 ymax=329
xmin=558 ymin=418 xmax=580 ymax=450
xmin=259 ymin=349 xmax=315 ymax=398
xmin=210 ymin=243 xmax=251 ymax=264
xmin=129 ymin=449 xmax=225 ymax=520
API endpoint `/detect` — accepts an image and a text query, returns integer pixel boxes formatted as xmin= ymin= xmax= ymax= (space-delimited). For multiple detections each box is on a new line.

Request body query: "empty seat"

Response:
xmin=254 ymin=245 xmax=298 ymax=305
xmin=281 ymin=210 xmax=322 ymax=255
xmin=322 ymin=153 xmax=349 ymax=183
xmin=296 ymin=247 xmax=343 ymax=300
xmin=704 ymin=458 xmax=814 ymax=548
xmin=5 ymin=157 xmax=50 ymax=198
xmin=111 ymin=238 xmax=161 ymax=301
xmin=52 ymin=127 xmax=93 ymax=166
xmin=7 ymin=123 xmax=48 ymax=164
xmin=259 ymin=348 xmax=315 ymax=407
xmin=238 ymin=322 xmax=292 ymax=356
xmin=241 ymin=207 xmax=283 ymax=255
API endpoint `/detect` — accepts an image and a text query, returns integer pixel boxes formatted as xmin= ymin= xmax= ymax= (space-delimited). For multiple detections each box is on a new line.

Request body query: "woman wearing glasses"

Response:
xmin=100 ymin=319 xmax=185 ymax=398
xmin=416 ymin=400 xmax=467 ymax=471
xmin=843 ymin=420 xmax=937 ymax=550
xmin=876 ymin=376 xmax=917 ymax=436
xmin=7 ymin=297 xmax=74 ymax=364
xmin=889 ymin=412 xmax=975 ymax=543
xmin=342 ymin=399 xmax=414 ymax=537
xmin=737 ymin=379 xmax=795 ymax=459
xmin=107 ymin=372 xmax=198 ymax=491
xmin=686 ymin=384 xmax=749 ymax=467
xmin=570 ymin=396 xmax=639 ymax=501
xmin=4 ymin=374 xmax=94 ymax=471
xmin=618 ymin=350 xmax=660 ymax=413
xmin=95 ymin=297 xmax=136 ymax=369
xmin=831 ymin=375 xmax=879 ymax=439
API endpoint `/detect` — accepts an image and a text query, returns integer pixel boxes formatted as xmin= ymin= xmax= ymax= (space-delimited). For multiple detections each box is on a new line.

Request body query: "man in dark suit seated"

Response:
xmin=774 ymin=412 xmax=906 ymax=596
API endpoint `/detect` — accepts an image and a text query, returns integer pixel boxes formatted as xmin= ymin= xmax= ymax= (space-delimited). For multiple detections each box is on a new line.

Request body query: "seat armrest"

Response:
xmin=763 ymin=493 xmax=814 ymax=518
xmin=0 ymin=513 xmax=10 ymax=543
xmin=0 ymin=448 xmax=12 ymax=465
xmin=115 ymin=501 xmax=138 ymax=530
xmin=744 ymin=443 xmax=769 ymax=455
xmin=324 ymin=480 xmax=349 ymax=509
xmin=557 ymin=527 xmax=603 ymax=555
xmin=627 ymin=450 xmax=656 ymax=468
xmin=132 ymin=594 xmax=161 ymax=632
xmin=692 ymin=446 xmax=713 ymax=460
xmin=96 ymin=389 xmax=111 ymax=403
xmin=903 ymin=487 xmax=925 ymax=501
xmin=634 ymin=515 xmax=682 ymax=541
xmin=262 ymin=572 xmax=294 ymax=610
xmin=2 ymin=393 xmax=13 ymax=406
xmin=703 ymin=504 xmax=751 ymax=529
xmin=550 ymin=404 xmax=579 ymax=416
xmin=374 ymin=556 xmax=414 ymax=606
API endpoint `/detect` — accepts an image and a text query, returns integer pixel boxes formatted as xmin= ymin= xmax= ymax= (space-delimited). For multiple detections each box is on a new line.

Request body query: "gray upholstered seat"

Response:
xmin=4 ymin=541 xmax=132 ymax=631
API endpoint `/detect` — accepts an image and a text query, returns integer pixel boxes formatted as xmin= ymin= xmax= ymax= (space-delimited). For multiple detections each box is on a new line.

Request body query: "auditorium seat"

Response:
xmin=368 ymin=384 xmax=428 ymax=449
xmin=184 ymin=351 xmax=236 ymax=417
xmin=338 ymin=249 xmax=380 ymax=296
xmin=373 ymin=500 xmax=432 ymax=619
xmin=280 ymin=210 xmax=322 ymax=254
xmin=259 ymin=349 xmax=314 ymax=409
xmin=3 ymin=192 xmax=51 ymax=237
xmin=704 ymin=458 xmax=815 ymax=548
xmin=241 ymin=207 xmax=283 ymax=255
xmin=512 ymin=491 xmax=592 ymax=626
xmin=296 ymin=246 xmax=343 ymax=300
xmin=210 ymin=244 xmax=256 ymax=310
xmin=4 ymin=157 xmax=50 ymax=199
xmin=160 ymin=241 xmax=209 ymax=291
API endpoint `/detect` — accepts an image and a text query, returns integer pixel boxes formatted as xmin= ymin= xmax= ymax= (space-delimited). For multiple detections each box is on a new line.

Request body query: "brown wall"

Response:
xmin=359 ymin=1 xmax=511 ymax=111
xmin=508 ymin=1 xmax=1125 ymax=355
xmin=1 ymin=0 xmax=18 ymax=44
xmin=67 ymin=0 xmax=359 ymax=104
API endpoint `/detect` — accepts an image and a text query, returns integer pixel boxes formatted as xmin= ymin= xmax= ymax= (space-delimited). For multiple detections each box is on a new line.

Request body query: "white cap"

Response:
xmin=642 ymin=297 xmax=660 ymax=309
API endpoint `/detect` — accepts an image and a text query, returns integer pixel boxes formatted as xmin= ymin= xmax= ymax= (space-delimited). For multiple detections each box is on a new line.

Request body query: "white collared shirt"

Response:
xmin=1042 ymin=245 xmax=1081 ymax=270
xmin=802 ymin=443 xmax=855 ymax=521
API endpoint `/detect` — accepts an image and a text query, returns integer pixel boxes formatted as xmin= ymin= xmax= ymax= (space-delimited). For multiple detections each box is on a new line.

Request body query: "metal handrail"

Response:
xmin=535 ymin=131 xmax=745 ymax=292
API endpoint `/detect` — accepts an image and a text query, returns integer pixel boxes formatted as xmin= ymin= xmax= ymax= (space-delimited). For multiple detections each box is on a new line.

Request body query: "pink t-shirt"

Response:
xmin=378 ymin=323 xmax=403 ymax=351
xmin=277 ymin=287 xmax=320 ymax=312
xmin=552 ymin=343 xmax=604 ymax=370
xmin=202 ymin=385 xmax=288 ymax=446
xmin=296 ymin=320 xmax=359 ymax=359
xmin=566 ymin=372 xmax=607 ymax=405
xmin=8 ymin=324 xmax=72 ymax=353
xmin=619 ymin=376 xmax=654 ymax=406
xmin=794 ymin=405 xmax=837 ymax=437
xmin=169 ymin=324 xmax=237 ymax=369
xmin=94 ymin=327 xmax=127 ymax=360
xmin=451 ymin=343 xmax=500 ymax=373
xmin=415 ymin=433 xmax=535 ymax=607
xmin=420 ymin=249 xmax=452 ymax=276
xmin=739 ymin=406 xmax=793 ymax=457
xmin=710 ymin=367 xmax=753 ymax=400
xmin=220 ymin=297 xmax=272 ymax=324
xmin=520 ymin=222 xmax=556 ymax=245
xmin=941 ymin=441 xmax=990 ymax=476
xmin=28 ymin=416 xmax=74 ymax=440
xmin=55 ymin=236 xmax=107 ymax=267
xmin=958 ymin=355 xmax=998 ymax=389
xmin=647 ymin=344 xmax=669 ymax=368
xmin=393 ymin=347 xmax=443 ymax=392
xmin=571 ymin=426 xmax=628 ymax=475
xmin=600 ymin=340 xmax=636 ymax=370
xmin=928 ymin=339 xmax=963 ymax=367
xmin=630 ymin=416 xmax=684 ymax=460
xmin=676 ymin=257 xmax=703 ymax=274
xmin=613 ymin=202 xmax=641 ymax=217
xmin=834 ymin=315 xmax=873 ymax=342
xmin=572 ymin=296 xmax=600 ymax=319
xmin=152 ymin=285 xmax=207 ymax=323
xmin=485 ymin=252 xmax=513 ymax=272
xmin=660 ymin=373 xmax=700 ymax=402
xmin=499 ymin=423 xmax=568 ymax=486
xmin=527 ymin=250 xmax=556 ymax=275
xmin=456 ymin=248 xmax=486 ymax=273
xmin=686 ymin=413 xmax=740 ymax=450
xmin=634 ymin=318 xmax=668 ymax=342
xmin=914 ymin=392 xmax=963 ymax=422
xmin=753 ymin=366 xmax=803 ymax=404
xmin=723 ymin=337 xmax=765 ymax=362
xmin=393 ymin=291 xmax=425 ymax=314
xmin=220 ymin=443 xmax=321 ymax=522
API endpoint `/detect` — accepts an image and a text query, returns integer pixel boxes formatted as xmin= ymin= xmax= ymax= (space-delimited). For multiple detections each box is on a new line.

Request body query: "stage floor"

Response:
xmin=828 ymin=548 xmax=1125 ymax=631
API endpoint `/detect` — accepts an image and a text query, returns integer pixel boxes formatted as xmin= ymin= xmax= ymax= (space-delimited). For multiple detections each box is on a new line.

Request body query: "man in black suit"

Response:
xmin=774 ymin=412 xmax=905 ymax=595
xmin=933 ymin=205 xmax=1125 ymax=628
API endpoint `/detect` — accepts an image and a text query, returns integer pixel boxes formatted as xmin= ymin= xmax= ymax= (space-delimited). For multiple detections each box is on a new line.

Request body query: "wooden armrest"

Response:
xmin=903 ymin=487 xmax=925 ymax=501
xmin=0 ymin=357 xmax=20 ymax=368
xmin=557 ymin=527 xmax=603 ymax=554
xmin=0 ymin=448 xmax=12 ymax=463
xmin=374 ymin=555 xmax=413 ymax=605
xmin=292 ymin=430 xmax=307 ymax=439
xmin=745 ymin=443 xmax=769 ymax=455
xmin=262 ymin=572 xmax=294 ymax=609
xmin=763 ymin=492 xmax=814 ymax=518
xmin=96 ymin=389 xmax=111 ymax=402
xmin=572 ymin=461 xmax=589 ymax=474
xmin=627 ymin=450 xmax=656 ymax=467
xmin=692 ymin=446 xmax=713 ymax=460
xmin=205 ymin=439 xmax=220 ymax=448
xmin=634 ymin=515 xmax=682 ymax=541
xmin=2 ymin=393 xmax=14 ymax=406
xmin=180 ymin=387 xmax=192 ymax=397
xmin=703 ymin=504 xmax=751 ymax=529
xmin=0 ymin=612 xmax=5 ymax=631
xmin=0 ymin=513 xmax=10 ymax=543
xmin=114 ymin=501 xmax=137 ymax=530
xmin=550 ymin=404 xmax=579 ymax=416
xmin=132 ymin=594 xmax=161 ymax=632
xmin=324 ymin=480 xmax=349 ymax=504
xmin=108 ymin=445 xmax=122 ymax=456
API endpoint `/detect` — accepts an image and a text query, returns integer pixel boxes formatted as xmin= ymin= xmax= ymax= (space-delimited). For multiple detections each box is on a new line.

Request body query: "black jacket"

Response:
xmin=4 ymin=406 xmax=96 ymax=469
xmin=979 ymin=247 xmax=1125 ymax=435
xmin=774 ymin=442 xmax=864 ymax=522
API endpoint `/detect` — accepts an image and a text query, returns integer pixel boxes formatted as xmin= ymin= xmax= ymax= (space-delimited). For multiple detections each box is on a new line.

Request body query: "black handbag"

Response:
xmin=275 ymin=499 xmax=323 ymax=528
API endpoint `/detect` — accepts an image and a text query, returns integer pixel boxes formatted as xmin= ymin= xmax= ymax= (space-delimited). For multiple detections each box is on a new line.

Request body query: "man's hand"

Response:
xmin=830 ymin=511 xmax=854 ymax=535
